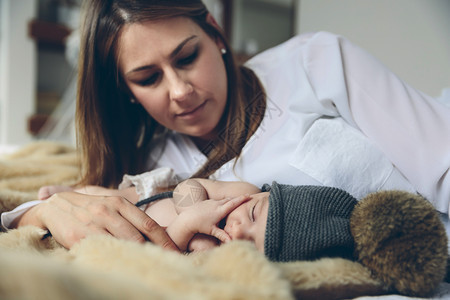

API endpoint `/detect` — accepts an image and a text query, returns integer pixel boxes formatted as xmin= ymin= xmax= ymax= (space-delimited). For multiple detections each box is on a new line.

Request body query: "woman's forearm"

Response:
xmin=1 ymin=200 xmax=43 ymax=229
xmin=10 ymin=202 xmax=45 ymax=229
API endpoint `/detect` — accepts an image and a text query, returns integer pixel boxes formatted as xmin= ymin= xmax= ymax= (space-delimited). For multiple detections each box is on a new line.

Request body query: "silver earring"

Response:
xmin=221 ymin=48 xmax=227 ymax=55
xmin=130 ymin=98 xmax=136 ymax=104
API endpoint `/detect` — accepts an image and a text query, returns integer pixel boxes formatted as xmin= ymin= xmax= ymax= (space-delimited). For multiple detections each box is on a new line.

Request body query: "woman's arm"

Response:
xmin=341 ymin=36 xmax=450 ymax=212
xmin=194 ymin=178 xmax=261 ymax=199
xmin=172 ymin=178 xmax=260 ymax=210
xmin=304 ymin=32 xmax=450 ymax=212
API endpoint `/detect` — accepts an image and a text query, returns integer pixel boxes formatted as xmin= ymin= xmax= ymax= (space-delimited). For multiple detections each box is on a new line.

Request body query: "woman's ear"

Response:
xmin=205 ymin=13 xmax=226 ymax=50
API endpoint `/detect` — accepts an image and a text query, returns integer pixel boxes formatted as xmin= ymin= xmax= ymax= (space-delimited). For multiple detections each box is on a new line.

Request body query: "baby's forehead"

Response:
xmin=251 ymin=192 xmax=270 ymax=205
xmin=253 ymin=191 xmax=270 ymax=213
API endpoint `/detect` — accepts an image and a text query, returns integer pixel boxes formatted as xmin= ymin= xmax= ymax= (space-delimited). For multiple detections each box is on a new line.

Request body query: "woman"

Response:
xmin=3 ymin=0 xmax=449 ymax=250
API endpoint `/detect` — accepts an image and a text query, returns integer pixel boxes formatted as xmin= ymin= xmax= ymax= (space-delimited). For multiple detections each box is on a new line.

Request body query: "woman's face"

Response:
xmin=118 ymin=17 xmax=228 ymax=141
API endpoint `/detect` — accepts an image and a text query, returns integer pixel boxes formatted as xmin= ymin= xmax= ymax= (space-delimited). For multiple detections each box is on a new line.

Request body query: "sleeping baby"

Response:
xmin=140 ymin=178 xmax=357 ymax=261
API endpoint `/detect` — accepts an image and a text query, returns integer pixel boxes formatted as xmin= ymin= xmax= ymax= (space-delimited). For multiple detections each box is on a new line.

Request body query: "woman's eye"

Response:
xmin=139 ymin=73 xmax=160 ymax=86
xmin=177 ymin=50 xmax=198 ymax=67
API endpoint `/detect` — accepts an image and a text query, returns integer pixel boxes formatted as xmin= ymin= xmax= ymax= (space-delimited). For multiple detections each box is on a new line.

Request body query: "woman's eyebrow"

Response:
xmin=126 ymin=35 xmax=198 ymax=75
xmin=169 ymin=35 xmax=198 ymax=59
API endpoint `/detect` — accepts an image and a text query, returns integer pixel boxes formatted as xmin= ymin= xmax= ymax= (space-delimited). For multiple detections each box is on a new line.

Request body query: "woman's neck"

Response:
xmin=191 ymin=136 xmax=215 ymax=156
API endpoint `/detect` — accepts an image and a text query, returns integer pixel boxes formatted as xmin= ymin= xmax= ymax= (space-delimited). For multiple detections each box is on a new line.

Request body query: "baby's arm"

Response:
xmin=172 ymin=178 xmax=260 ymax=210
xmin=168 ymin=179 xmax=259 ymax=251
xmin=166 ymin=195 xmax=250 ymax=252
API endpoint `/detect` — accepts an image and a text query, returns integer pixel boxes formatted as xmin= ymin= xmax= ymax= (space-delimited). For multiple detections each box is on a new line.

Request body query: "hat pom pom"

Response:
xmin=350 ymin=190 xmax=448 ymax=297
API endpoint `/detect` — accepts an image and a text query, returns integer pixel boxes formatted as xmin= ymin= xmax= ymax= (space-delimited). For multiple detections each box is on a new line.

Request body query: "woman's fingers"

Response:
xmin=117 ymin=204 xmax=179 ymax=251
xmin=39 ymin=199 xmax=111 ymax=249
xmin=82 ymin=195 xmax=179 ymax=251
xmin=39 ymin=192 xmax=179 ymax=251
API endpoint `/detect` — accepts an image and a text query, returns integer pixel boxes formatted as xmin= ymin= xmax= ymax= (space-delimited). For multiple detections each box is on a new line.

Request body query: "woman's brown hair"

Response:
xmin=77 ymin=0 xmax=266 ymax=187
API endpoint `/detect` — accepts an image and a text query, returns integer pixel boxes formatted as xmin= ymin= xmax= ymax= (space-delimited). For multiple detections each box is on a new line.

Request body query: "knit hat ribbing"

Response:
xmin=263 ymin=182 xmax=357 ymax=262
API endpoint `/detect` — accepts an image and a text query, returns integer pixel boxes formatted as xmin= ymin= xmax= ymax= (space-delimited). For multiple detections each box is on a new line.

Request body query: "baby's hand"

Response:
xmin=38 ymin=185 xmax=74 ymax=200
xmin=178 ymin=195 xmax=251 ymax=244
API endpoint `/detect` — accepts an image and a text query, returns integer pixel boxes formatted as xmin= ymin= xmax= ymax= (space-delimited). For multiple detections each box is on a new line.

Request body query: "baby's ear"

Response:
xmin=350 ymin=190 xmax=448 ymax=297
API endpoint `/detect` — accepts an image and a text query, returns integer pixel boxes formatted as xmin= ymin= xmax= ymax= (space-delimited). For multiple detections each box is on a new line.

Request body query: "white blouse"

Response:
xmin=144 ymin=32 xmax=450 ymax=213
xmin=2 ymin=32 xmax=450 ymax=228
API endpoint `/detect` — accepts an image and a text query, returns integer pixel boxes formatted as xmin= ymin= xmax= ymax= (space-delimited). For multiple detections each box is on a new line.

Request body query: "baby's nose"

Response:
xmin=225 ymin=221 xmax=249 ymax=241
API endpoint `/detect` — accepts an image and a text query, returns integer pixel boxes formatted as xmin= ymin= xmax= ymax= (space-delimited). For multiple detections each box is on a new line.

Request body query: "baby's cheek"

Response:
xmin=255 ymin=241 xmax=265 ymax=254
xmin=254 ymin=231 xmax=266 ymax=254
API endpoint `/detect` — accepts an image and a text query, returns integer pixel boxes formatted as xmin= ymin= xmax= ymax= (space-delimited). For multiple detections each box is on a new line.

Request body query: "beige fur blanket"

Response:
xmin=0 ymin=142 xmax=386 ymax=300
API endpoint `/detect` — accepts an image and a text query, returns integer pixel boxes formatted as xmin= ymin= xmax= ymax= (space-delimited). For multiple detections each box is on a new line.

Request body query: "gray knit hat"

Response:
xmin=263 ymin=182 xmax=357 ymax=262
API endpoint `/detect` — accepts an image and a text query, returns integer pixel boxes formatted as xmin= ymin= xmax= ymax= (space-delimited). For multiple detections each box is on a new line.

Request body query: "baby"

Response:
xmin=140 ymin=178 xmax=357 ymax=261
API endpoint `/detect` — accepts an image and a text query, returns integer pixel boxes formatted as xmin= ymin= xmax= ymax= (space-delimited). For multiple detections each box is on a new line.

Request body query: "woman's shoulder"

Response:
xmin=244 ymin=31 xmax=348 ymax=82
xmin=280 ymin=31 xmax=344 ymax=49
xmin=246 ymin=31 xmax=342 ymax=64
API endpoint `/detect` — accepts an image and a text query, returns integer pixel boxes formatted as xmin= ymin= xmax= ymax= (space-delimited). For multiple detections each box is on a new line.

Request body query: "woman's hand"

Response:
xmin=15 ymin=191 xmax=179 ymax=251
xmin=38 ymin=185 xmax=140 ymax=204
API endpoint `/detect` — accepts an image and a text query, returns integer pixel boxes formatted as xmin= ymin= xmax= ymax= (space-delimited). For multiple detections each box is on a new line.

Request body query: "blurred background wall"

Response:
xmin=0 ymin=0 xmax=36 ymax=147
xmin=297 ymin=0 xmax=450 ymax=98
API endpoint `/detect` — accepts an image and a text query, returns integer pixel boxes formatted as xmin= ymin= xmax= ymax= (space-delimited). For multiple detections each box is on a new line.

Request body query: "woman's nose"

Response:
xmin=168 ymin=71 xmax=193 ymax=102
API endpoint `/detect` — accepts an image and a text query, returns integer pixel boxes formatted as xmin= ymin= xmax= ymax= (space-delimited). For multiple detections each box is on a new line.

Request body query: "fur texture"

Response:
xmin=0 ymin=142 xmax=79 ymax=214
xmin=351 ymin=190 xmax=448 ymax=297
xmin=0 ymin=226 xmax=382 ymax=300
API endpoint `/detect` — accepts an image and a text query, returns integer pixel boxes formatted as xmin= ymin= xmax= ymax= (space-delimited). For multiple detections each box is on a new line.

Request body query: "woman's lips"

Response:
xmin=176 ymin=101 xmax=207 ymax=119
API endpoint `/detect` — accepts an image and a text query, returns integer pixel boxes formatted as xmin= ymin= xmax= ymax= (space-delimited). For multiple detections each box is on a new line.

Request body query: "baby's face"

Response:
xmin=223 ymin=192 xmax=269 ymax=252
